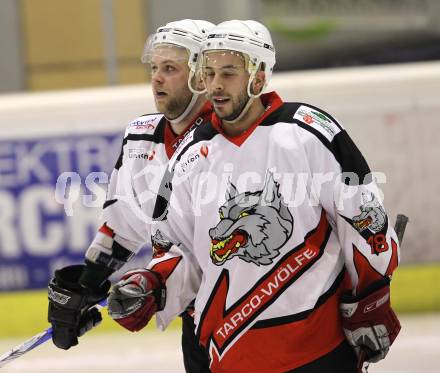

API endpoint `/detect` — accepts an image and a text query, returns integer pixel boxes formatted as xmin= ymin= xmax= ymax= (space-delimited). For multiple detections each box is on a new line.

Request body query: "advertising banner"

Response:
xmin=0 ymin=131 xmax=153 ymax=290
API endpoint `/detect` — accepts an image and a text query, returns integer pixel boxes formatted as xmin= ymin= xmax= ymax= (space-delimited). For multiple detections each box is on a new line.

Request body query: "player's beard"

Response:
xmin=156 ymin=88 xmax=193 ymax=120
xmin=212 ymin=87 xmax=250 ymax=122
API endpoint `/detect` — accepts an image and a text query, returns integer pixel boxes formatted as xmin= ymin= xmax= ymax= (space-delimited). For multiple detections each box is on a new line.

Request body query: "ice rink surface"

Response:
xmin=1 ymin=313 xmax=439 ymax=373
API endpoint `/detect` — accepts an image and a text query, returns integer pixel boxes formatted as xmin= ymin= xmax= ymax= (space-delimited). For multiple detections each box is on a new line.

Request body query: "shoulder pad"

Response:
xmin=293 ymin=104 xmax=343 ymax=142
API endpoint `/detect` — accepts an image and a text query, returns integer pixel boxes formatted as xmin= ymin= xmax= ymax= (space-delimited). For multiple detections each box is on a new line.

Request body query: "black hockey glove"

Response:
xmin=48 ymin=264 xmax=111 ymax=350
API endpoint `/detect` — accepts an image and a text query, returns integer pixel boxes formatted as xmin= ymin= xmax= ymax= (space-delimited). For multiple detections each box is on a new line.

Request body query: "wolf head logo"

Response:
xmin=352 ymin=192 xmax=386 ymax=234
xmin=209 ymin=172 xmax=294 ymax=266
xmin=151 ymin=230 xmax=173 ymax=258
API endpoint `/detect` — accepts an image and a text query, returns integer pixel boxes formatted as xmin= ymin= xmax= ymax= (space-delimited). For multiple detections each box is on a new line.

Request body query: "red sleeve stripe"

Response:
xmin=352 ymin=244 xmax=384 ymax=293
xmin=99 ymin=223 xmax=114 ymax=238
xmin=150 ymin=256 xmax=182 ymax=281
xmin=386 ymin=238 xmax=399 ymax=277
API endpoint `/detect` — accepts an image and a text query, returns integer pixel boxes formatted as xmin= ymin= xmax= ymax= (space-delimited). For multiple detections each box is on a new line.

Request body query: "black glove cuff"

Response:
xmin=79 ymin=260 xmax=114 ymax=290
xmin=55 ymin=265 xmax=87 ymax=291
xmin=149 ymin=270 xmax=166 ymax=311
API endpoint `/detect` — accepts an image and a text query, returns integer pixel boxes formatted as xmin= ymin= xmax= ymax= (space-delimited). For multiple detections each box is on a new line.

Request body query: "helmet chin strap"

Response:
xmin=166 ymin=92 xmax=199 ymax=124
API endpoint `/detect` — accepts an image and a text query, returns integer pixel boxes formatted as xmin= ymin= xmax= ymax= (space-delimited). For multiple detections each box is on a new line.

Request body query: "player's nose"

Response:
xmin=152 ymin=70 xmax=165 ymax=84
xmin=210 ymin=74 xmax=224 ymax=91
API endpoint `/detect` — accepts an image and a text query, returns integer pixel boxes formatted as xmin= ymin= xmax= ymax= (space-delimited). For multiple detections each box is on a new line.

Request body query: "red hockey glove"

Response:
xmin=340 ymin=278 xmax=401 ymax=363
xmin=107 ymin=269 xmax=166 ymax=332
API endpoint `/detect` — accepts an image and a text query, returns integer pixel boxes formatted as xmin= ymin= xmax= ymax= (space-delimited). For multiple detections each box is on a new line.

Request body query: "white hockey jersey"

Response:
xmin=149 ymin=92 xmax=400 ymax=373
xmin=84 ymin=103 xmax=212 ymax=271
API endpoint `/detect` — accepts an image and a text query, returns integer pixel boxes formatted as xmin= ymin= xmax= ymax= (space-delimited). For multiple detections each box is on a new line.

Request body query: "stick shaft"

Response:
xmin=0 ymin=328 xmax=52 ymax=367
xmin=394 ymin=214 xmax=409 ymax=245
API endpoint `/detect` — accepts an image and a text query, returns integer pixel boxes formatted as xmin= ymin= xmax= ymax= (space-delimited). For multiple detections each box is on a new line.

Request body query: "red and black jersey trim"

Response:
xmin=258 ymin=101 xmax=300 ymax=128
xmin=210 ymin=92 xmax=284 ymax=146
xmin=111 ymin=240 xmax=135 ymax=262
xmin=164 ymin=101 xmax=212 ymax=158
xmin=150 ymin=256 xmax=182 ymax=281
xmin=103 ymin=199 xmax=117 ymax=209
xmin=352 ymin=239 xmax=398 ymax=293
xmin=258 ymin=101 xmax=342 ymax=132
xmin=250 ymin=268 xmax=346 ymax=329
xmin=114 ymin=116 xmax=167 ymax=170
xmin=98 ymin=223 xmax=114 ymax=237
xmin=177 ymin=121 xmax=220 ymax=156
xmin=301 ymin=125 xmax=371 ymax=186
xmin=292 ymin=115 xmax=371 ymax=186
xmin=327 ymin=130 xmax=372 ymax=185
xmin=196 ymin=211 xmax=332 ymax=354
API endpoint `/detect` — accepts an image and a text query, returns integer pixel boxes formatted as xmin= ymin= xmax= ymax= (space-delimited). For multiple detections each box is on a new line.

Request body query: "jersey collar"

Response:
xmin=210 ymin=91 xmax=283 ymax=147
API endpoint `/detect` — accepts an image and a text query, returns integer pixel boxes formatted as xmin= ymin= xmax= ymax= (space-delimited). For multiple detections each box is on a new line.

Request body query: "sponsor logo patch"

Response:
xmin=129 ymin=115 xmax=162 ymax=131
xmin=293 ymin=105 xmax=342 ymax=141
xmin=128 ymin=148 xmax=156 ymax=160
xmin=364 ymin=293 xmax=389 ymax=313
xmin=200 ymin=145 xmax=209 ymax=158
xmin=175 ymin=142 xmax=209 ymax=176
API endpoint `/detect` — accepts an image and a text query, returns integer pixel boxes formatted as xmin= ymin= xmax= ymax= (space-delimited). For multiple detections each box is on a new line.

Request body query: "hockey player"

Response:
xmin=47 ymin=19 xmax=214 ymax=373
xmin=108 ymin=20 xmax=401 ymax=372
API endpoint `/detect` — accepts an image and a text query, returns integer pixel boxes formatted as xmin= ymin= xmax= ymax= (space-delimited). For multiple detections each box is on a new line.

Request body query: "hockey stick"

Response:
xmin=394 ymin=214 xmax=409 ymax=246
xmin=0 ymin=299 xmax=107 ymax=368
xmin=358 ymin=213 xmax=409 ymax=373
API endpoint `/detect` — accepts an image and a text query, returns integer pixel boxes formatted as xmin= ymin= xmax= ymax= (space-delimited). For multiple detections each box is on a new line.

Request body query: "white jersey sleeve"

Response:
xmin=84 ymin=114 xmax=169 ymax=271
xmin=294 ymin=104 xmax=400 ymax=294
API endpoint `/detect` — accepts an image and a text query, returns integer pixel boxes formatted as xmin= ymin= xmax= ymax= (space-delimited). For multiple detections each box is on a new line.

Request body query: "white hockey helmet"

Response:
xmin=200 ymin=20 xmax=276 ymax=97
xmin=142 ymin=19 xmax=215 ymax=94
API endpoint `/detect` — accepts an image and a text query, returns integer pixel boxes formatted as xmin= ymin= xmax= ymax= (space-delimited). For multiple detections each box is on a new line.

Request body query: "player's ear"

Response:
xmin=195 ymin=75 xmax=206 ymax=91
xmin=189 ymin=69 xmax=206 ymax=93
xmin=251 ymin=70 xmax=266 ymax=95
